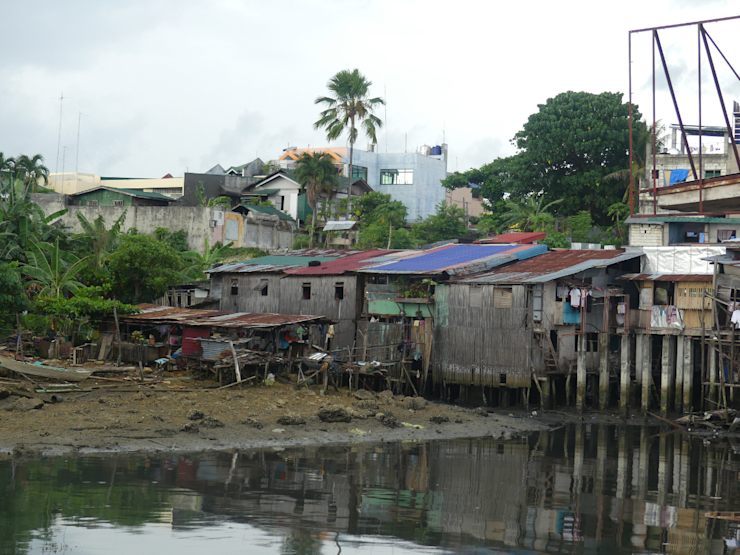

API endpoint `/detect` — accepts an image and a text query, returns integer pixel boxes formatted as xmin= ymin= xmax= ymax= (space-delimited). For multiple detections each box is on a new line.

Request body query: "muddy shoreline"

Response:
xmin=0 ymin=377 xmax=647 ymax=459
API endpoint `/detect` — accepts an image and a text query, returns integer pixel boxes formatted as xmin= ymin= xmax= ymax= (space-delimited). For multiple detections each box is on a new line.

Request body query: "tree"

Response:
xmin=14 ymin=154 xmax=49 ymax=192
xmin=21 ymin=239 xmax=88 ymax=298
xmin=181 ymin=239 xmax=234 ymax=281
xmin=314 ymin=69 xmax=384 ymax=217
xmin=108 ymin=234 xmax=183 ymax=303
xmin=411 ymin=201 xmax=468 ymax=245
xmin=0 ymin=152 xmax=15 ymax=175
xmin=512 ymin=91 xmax=641 ymax=225
xmin=0 ymin=262 xmax=31 ymax=331
xmin=75 ymin=211 xmax=127 ymax=270
xmin=604 ymin=119 xmax=664 ymax=203
xmin=154 ymin=227 xmax=189 ymax=252
xmin=194 ymin=181 xmax=232 ymax=208
xmin=293 ymin=152 xmax=339 ymax=244
xmin=355 ymin=192 xmax=410 ymax=249
xmin=501 ymin=196 xmax=563 ymax=232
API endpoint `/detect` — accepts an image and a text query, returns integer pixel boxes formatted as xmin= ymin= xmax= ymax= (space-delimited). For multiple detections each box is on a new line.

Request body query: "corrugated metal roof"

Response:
xmin=238 ymin=203 xmax=295 ymax=221
xmin=618 ymin=273 xmax=713 ymax=282
xmin=207 ymin=249 xmax=371 ymax=274
xmin=456 ymin=250 xmax=642 ymax=284
xmin=124 ymin=304 xmax=328 ymax=328
xmin=324 ymin=220 xmax=358 ymax=231
xmin=285 ymin=249 xmax=394 ymax=275
xmin=474 ymin=232 xmax=546 ymax=244
xmin=359 ymin=244 xmax=541 ymax=275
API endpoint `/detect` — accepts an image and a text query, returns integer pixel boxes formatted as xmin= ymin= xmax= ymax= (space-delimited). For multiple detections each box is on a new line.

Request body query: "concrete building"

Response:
xmin=445 ymin=183 xmax=485 ymax=219
xmin=278 ymin=144 xmax=449 ymax=221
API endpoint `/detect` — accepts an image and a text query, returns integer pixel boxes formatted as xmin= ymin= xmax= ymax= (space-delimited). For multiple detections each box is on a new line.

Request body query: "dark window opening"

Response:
xmin=500 ymin=373 xmax=507 ymax=385
xmin=718 ymin=229 xmax=736 ymax=242
xmin=550 ymin=330 xmax=559 ymax=352
xmin=705 ymin=170 xmax=721 ymax=178
xmin=253 ymin=279 xmax=268 ymax=296
xmin=335 ymin=282 xmax=344 ymax=300
xmin=302 ymin=283 xmax=311 ymax=300
xmin=230 ymin=279 xmax=238 ymax=295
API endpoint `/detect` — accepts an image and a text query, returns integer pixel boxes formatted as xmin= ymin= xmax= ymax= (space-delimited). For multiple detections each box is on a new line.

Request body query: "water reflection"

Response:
xmin=3 ymin=425 xmax=740 ymax=554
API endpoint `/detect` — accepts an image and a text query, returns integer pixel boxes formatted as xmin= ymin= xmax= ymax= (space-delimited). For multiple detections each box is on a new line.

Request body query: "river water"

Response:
xmin=3 ymin=425 xmax=740 ymax=555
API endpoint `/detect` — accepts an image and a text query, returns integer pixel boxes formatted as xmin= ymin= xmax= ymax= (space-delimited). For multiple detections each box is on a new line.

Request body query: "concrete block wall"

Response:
xmin=629 ymin=224 xmax=664 ymax=246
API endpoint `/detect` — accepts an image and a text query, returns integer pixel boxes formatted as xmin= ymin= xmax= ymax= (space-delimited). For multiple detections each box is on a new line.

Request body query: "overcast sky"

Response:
xmin=2 ymin=0 xmax=740 ymax=179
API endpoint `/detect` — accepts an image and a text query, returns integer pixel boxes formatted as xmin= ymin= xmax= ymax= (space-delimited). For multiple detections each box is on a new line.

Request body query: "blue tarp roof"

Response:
xmin=362 ymin=244 xmax=524 ymax=273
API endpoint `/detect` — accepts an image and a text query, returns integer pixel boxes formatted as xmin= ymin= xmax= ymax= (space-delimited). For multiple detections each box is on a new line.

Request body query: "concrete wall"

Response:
xmin=33 ymin=197 xmax=294 ymax=254
xmin=351 ymin=150 xmax=447 ymax=221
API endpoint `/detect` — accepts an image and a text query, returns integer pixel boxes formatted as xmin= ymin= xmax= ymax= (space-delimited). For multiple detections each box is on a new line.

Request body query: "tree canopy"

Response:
xmin=443 ymin=91 xmax=643 ymax=226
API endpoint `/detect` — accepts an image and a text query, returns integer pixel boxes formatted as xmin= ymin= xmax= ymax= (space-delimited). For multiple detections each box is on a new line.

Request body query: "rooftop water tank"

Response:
xmin=431 ymin=145 xmax=442 ymax=156
xmin=419 ymin=144 xmax=432 ymax=156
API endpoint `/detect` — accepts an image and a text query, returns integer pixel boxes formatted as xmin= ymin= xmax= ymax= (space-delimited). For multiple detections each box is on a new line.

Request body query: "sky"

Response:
xmin=2 ymin=0 xmax=740 ymax=179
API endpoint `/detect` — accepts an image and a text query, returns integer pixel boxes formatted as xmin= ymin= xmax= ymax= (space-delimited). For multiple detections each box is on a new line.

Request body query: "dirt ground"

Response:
xmin=0 ymin=363 xmax=643 ymax=459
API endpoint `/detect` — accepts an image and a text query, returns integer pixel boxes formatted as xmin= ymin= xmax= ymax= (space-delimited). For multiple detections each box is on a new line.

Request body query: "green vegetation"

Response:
xmin=293 ymin=151 xmax=339 ymax=245
xmin=442 ymin=91 xmax=645 ymax=245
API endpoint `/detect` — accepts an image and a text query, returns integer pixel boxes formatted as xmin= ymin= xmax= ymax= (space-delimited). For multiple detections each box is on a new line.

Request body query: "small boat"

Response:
xmin=0 ymin=354 xmax=93 ymax=382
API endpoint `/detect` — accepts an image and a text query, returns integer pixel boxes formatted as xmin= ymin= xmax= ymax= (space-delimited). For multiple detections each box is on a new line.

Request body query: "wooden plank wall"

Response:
xmin=433 ymin=283 xmax=534 ymax=387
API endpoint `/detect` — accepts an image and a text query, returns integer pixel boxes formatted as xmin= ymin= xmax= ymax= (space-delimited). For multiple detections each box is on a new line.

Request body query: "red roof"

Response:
xmin=162 ymin=173 xmax=173 ymax=179
xmin=285 ymin=249 xmax=394 ymax=275
xmin=474 ymin=232 xmax=546 ymax=244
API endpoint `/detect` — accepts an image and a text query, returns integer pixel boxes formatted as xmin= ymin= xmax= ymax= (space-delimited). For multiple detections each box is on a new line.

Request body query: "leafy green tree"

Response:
xmin=108 ymin=234 xmax=183 ymax=303
xmin=411 ymin=201 xmax=468 ymax=245
xmin=0 ymin=262 xmax=31 ymax=331
xmin=181 ymin=239 xmax=234 ymax=280
xmin=35 ymin=286 xmax=140 ymax=319
xmin=569 ymin=210 xmax=595 ymax=243
xmin=21 ymin=239 xmax=88 ymax=298
xmin=501 ymin=196 xmax=563 ymax=232
xmin=0 ymin=152 xmax=15 ymax=175
xmin=355 ymin=192 xmax=409 ymax=248
xmin=315 ymin=69 xmax=384 ymax=216
xmin=293 ymin=151 xmax=339 ymax=244
xmin=604 ymin=120 xmax=665 ymax=202
xmin=154 ymin=227 xmax=189 ymax=252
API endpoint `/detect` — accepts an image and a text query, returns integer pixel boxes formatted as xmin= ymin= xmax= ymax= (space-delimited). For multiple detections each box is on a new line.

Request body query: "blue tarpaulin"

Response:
xmin=668 ymin=169 xmax=690 ymax=186
xmin=365 ymin=245 xmax=517 ymax=273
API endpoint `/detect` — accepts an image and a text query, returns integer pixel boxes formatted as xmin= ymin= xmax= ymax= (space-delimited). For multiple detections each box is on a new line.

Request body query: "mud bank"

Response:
xmin=0 ymin=381 xmax=572 ymax=458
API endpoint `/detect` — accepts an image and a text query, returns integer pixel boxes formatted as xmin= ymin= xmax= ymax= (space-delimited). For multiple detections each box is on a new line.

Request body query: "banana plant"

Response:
xmin=21 ymin=239 xmax=89 ymax=298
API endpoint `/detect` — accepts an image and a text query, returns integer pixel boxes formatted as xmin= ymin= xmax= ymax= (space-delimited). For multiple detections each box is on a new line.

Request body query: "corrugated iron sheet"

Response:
xmin=474 ymin=232 xmax=547 ymax=244
xmin=456 ymin=250 xmax=643 ymax=284
xmin=124 ymin=304 xmax=329 ymax=328
xmin=323 ymin=221 xmax=358 ymax=231
xmin=207 ymin=249 xmax=371 ymax=274
xmin=285 ymin=249 xmax=394 ymax=275
xmin=198 ymin=339 xmax=233 ymax=361
xmin=618 ymin=273 xmax=713 ymax=282
xmin=359 ymin=244 xmax=543 ymax=275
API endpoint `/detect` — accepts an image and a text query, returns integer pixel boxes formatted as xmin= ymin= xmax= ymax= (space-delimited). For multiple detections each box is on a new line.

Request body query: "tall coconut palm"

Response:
xmin=293 ymin=152 xmax=339 ymax=245
xmin=14 ymin=154 xmax=50 ymax=192
xmin=314 ymin=69 xmax=384 ymax=217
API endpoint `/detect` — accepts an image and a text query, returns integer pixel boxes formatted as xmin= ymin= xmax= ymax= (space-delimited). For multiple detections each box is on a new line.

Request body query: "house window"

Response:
xmin=302 ymin=283 xmax=311 ymax=300
xmin=493 ymin=287 xmax=513 ymax=308
xmin=471 ymin=185 xmax=480 ymax=199
xmin=380 ymin=169 xmax=413 ymax=185
xmin=112 ymin=199 xmax=124 ymax=207
xmin=87 ymin=200 xmax=99 ymax=206
xmin=254 ymin=279 xmax=268 ymax=296
xmin=352 ymin=166 xmax=368 ymax=181
xmin=705 ymin=170 xmax=721 ymax=179
xmin=718 ymin=230 xmax=736 ymax=242
xmin=335 ymin=282 xmax=344 ymax=300
xmin=230 ymin=279 xmax=238 ymax=295
xmin=279 ymin=195 xmax=285 ymax=210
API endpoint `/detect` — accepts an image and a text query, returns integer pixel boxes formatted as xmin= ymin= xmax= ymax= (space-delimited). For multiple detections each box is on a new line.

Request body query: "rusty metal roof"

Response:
xmin=285 ymin=249 xmax=395 ymax=275
xmin=455 ymin=249 xmax=642 ymax=284
xmin=474 ymin=232 xmax=547 ymax=244
xmin=618 ymin=273 xmax=713 ymax=282
xmin=124 ymin=304 xmax=329 ymax=328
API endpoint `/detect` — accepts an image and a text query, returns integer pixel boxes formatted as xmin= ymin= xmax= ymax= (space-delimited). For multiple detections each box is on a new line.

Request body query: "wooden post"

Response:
xmin=620 ymin=334 xmax=631 ymax=414
xmin=577 ymin=333 xmax=587 ymax=413
xmin=599 ymin=332 xmax=609 ymax=410
xmin=660 ymin=335 xmax=676 ymax=417
xmin=113 ymin=300 xmax=123 ymax=366
xmin=683 ymin=336 xmax=693 ymax=412
xmin=675 ymin=335 xmax=685 ymax=413
xmin=15 ymin=314 xmax=23 ymax=359
xmin=642 ymin=335 xmax=652 ymax=413
xmin=229 ymin=340 xmax=241 ymax=384
xmin=709 ymin=347 xmax=718 ymax=406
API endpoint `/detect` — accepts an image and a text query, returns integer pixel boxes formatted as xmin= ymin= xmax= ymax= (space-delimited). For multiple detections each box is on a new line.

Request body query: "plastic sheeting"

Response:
xmin=641 ymin=246 xmax=726 ymax=275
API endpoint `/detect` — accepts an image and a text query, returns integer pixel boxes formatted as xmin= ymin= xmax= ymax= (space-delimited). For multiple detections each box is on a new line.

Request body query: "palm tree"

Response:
xmin=502 ymin=196 xmax=563 ymax=232
xmin=22 ymin=239 xmax=88 ymax=298
xmin=14 ymin=154 xmax=49 ymax=192
xmin=314 ymin=69 xmax=384 ymax=217
xmin=0 ymin=152 xmax=15 ymax=175
xmin=293 ymin=152 xmax=340 ymax=245
xmin=75 ymin=211 xmax=128 ymax=270
xmin=181 ymin=238 xmax=235 ymax=280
